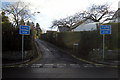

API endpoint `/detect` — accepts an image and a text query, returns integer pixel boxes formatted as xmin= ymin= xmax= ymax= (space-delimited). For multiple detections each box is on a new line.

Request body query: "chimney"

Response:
xmin=118 ymin=1 xmax=120 ymax=9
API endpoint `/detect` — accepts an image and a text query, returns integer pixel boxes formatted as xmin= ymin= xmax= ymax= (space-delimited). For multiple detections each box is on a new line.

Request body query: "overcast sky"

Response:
xmin=1 ymin=0 xmax=119 ymax=31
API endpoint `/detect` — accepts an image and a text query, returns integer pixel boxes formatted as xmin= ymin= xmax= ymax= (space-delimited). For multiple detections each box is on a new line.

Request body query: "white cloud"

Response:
xmin=1 ymin=0 xmax=119 ymax=30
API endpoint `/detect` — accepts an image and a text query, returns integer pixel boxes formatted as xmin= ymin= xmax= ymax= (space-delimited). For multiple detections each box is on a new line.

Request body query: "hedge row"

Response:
xmin=2 ymin=23 xmax=33 ymax=51
xmin=40 ymin=23 xmax=119 ymax=58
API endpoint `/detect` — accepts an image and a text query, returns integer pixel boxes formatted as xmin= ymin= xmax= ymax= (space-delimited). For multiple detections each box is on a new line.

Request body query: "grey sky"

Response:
xmin=1 ymin=0 xmax=119 ymax=31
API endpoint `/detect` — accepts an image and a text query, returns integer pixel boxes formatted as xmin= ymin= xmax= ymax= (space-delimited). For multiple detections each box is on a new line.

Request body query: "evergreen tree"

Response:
xmin=27 ymin=21 xmax=30 ymax=26
xmin=1 ymin=12 xmax=10 ymax=23
xmin=19 ymin=19 xmax=25 ymax=25
xmin=36 ymin=23 xmax=42 ymax=37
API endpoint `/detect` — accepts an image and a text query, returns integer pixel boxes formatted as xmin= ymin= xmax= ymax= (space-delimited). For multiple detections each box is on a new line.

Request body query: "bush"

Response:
xmin=2 ymin=23 xmax=33 ymax=51
xmin=40 ymin=23 xmax=119 ymax=58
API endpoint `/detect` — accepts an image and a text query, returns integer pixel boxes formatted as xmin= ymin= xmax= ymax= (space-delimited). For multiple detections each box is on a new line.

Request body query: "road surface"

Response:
xmin=2 ymin=39 xmax=118 ymax=79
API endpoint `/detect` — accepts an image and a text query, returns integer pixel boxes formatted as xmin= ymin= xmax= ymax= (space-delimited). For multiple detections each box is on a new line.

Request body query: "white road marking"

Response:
xmin=83 ymin=64 xmax=94 ymax=67
xmin=30 ymin=64 xmax=96 ymax=68
xmin=31 ymin=64 xmax=43 ymax=68
xmin=70 ymin=64 xmax=80 ymax=68
xmin=31 ymin=65 xmax=40 ymax=68
xmin=57 ymin=64 xmax=66 ymax=68
xmin=43 ymin=64 xmax=54 ymax=68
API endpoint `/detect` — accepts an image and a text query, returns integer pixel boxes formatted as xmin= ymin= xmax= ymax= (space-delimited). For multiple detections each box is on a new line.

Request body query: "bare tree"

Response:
xmin=51 ymin=4 xmax=115 ymax=31
xmin=52 ymin=20 xmax=65 ymax=28
xmin=51 ymin=12 xmax=86 ymax=31
xmin=2 ymin=1 xmax=33 ymax=28
xmin=82 ymin=4 xmax=115 ymax=23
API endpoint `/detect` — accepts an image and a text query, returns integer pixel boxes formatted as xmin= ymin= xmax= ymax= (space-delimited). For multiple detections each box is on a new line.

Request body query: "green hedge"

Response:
xmin=2 ymin=23 xmax=33 ymax=51
xmin=40 ymin=23 xmax=119 ymax=58
xmin=104 ymin=23 xmax=119 ymax=49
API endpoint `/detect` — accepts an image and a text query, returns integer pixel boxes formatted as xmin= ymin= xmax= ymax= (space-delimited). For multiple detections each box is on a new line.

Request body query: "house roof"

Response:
xmin=113 ymin=8 xmax=120 ymax=18
xmin=57 ymin=19 xmax=95 ymax=32
xmin=73 ymin=22 xmax=97 ymax=31
xmin=111 ymin=8 xmax=120 ymax=22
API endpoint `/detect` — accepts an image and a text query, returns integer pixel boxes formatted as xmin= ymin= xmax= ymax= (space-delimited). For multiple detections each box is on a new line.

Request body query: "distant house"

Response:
xmin=47 ymin=30 xmax=57 ymax=33
xmin=72 ymin=22 xmax=97 ymax=31
xmin=57 ymin=19 xmax=99 ymax=32
xmin=72 ymin=19 xmax=98 ymax=32
xmin=57 ymin=19 xmax=94 ymax=32
xmin=57 ymin=26 xmax=70 ymax=32
xmin=110 ymin=8 xmax=120 ymax=23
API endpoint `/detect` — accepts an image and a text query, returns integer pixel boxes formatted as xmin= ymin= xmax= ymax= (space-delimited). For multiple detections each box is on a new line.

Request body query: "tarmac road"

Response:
xmin=2 ymin=39 xmax=118 ymax=79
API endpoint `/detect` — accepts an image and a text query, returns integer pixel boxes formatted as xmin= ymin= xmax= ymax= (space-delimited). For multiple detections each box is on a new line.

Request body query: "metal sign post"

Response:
xmin=19 ymin=25 xmax=30 ymax=61
xmin=103 ymin=34 xmax=105 ymax=60
xmin=22 ymin=34 xmax=24 ymax=61
xmin=100 ymin=25 xmax=111 ymax=61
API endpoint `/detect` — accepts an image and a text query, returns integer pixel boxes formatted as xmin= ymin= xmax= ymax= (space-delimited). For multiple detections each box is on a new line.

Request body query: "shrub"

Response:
xmin=40 ymin=22 xmax=119 ymax=58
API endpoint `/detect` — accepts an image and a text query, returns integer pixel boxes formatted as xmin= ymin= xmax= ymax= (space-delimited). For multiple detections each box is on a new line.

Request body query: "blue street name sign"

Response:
xmin=19 ymin=25 xmax=30 ymax=35
xmin=100 ymin=25 xmax=111 ymax=34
